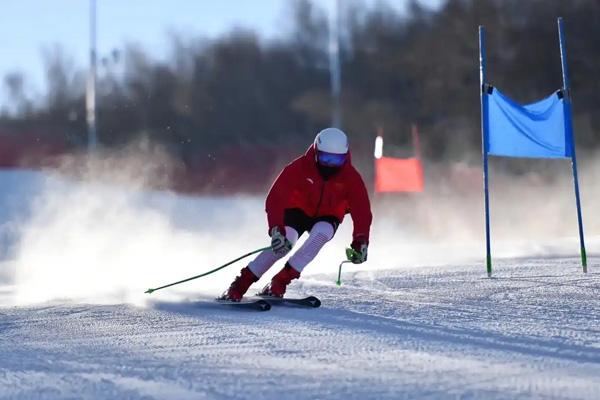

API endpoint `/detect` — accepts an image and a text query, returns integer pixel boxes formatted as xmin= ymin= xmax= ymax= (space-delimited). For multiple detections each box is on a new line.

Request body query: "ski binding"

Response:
xmin=216 ymin=298 xmax=271 ymax=311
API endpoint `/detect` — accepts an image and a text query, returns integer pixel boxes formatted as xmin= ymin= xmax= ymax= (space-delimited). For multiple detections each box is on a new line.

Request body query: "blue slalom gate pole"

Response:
xmin=558 ymin=17 xmax=587 ymax=272
xmin=479 ymin=26 xmax=492 ymax=277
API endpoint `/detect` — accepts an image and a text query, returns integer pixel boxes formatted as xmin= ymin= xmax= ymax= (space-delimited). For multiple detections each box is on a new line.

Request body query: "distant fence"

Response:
xmin=0 ymin=133 xmax=302 ymax=195
xmin=0 ymin=131 xmax=67 ymax=169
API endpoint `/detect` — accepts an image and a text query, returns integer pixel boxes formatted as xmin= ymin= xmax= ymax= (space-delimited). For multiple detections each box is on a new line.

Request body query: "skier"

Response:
xmin=220 ymin=127 xmax=372 ymax=301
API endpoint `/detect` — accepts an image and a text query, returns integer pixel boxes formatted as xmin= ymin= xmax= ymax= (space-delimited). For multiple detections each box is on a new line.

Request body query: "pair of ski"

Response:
xmin=217 ymin=295 xmax=321 ymax=311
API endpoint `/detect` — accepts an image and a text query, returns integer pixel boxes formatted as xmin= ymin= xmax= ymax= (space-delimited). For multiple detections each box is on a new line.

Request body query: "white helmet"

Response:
xmin=314 ymin=127 xmax=349 ymax=154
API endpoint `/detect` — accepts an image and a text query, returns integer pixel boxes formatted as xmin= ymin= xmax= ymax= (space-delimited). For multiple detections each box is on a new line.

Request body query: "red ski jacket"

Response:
xmin=265 ymin=145 xmax=372 ymax=242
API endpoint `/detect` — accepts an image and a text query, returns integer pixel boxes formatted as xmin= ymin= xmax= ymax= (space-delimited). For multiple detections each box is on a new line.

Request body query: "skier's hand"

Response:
xmin=347 ymin=238 xmax=368 ymax=264
xmin=270 ymin=226 xmax=292 ymax=255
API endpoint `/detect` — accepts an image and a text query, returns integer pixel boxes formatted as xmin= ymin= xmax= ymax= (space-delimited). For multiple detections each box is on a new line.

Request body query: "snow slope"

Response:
xmin=1 ymin=259 xmax=600 ymax=399
xmin=1 ymin=169 xmax=599 ymax=399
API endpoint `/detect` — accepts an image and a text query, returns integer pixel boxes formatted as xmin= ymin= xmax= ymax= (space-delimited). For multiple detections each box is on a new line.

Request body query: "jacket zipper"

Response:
xmin=314 ymin=181 xmax=325 ymax=217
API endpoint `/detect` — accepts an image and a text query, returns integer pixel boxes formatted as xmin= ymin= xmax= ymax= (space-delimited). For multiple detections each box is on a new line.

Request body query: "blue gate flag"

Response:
xmin=485 ymin=87 xmax=572 ymax=158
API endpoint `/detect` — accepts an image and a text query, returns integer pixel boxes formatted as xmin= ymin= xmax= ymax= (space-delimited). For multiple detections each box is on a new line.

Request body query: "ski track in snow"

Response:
xmin=1 ymin=257 xmax=600 ymax=399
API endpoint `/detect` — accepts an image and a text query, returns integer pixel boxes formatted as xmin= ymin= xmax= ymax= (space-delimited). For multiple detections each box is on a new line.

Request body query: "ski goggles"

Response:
xmin=317 ymin=150 xmax=347 ymax=167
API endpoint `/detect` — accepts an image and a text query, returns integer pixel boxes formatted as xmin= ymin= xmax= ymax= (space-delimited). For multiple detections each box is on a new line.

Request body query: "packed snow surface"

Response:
xmin=2 ymin=260 xmax=600 ymax=399
xmin=1 ymin=169 xmax=599 ymax=399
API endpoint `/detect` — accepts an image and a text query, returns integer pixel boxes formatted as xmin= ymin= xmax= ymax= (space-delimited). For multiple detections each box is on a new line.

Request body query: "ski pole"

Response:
xmin=337 ymin=247 xmax=362 ymax=285
xmin=336 ymin=259 xmax=352 ymax=286
xmin=145 ymin=246 xmax=271 ymax=294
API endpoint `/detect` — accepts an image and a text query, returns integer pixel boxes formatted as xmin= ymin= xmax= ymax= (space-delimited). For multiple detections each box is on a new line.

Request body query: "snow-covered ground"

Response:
xmin=1 ymin=168 xmax=599 ymax=399
xmin=2 ymin=260 xmax=600 ymax=399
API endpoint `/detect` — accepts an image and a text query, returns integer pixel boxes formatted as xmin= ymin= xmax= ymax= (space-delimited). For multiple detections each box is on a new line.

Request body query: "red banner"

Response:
xmin=375 ymin=156 xmax=424 ymax=193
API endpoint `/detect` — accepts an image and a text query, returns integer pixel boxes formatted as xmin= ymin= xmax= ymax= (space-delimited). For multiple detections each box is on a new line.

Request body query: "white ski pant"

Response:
xmin=248 ymin=221 xmax=335 ymax=277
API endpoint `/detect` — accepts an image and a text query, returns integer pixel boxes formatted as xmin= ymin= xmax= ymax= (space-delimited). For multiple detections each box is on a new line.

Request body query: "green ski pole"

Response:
xmin=336 ymin=259 xmax=353 ymax=286
xmin=145 ymin=246 xmax=271 ymax=294
xmin=337 ymin=247 xmax=362 ymax=285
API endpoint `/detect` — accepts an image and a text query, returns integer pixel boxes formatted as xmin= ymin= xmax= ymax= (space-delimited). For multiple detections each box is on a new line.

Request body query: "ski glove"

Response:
xmin=270 ymin=226 xmax=292 ymax=255
xmin=347 ymin=238 xmax=368 ymax=264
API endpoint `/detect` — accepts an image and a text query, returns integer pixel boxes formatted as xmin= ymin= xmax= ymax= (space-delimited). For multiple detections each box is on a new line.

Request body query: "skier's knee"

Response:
xmin=287 ymin=223 xmax=333 ymax=270
xmin=284 ymin=226 xmax=299 ymax=246
xmin=310 ymin=221 xmax=335 ymax=241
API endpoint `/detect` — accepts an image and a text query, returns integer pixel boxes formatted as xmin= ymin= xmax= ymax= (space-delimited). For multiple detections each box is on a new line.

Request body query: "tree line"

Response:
xmin=1 ymin=0 xmax=599 ymax=192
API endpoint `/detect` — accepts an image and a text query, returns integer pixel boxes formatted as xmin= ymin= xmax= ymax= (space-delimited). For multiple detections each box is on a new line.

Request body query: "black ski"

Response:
xmin=258 ymin=295 xmax=321 ymax=308
xmin=216 ymin=298 xmax=271 ymax=311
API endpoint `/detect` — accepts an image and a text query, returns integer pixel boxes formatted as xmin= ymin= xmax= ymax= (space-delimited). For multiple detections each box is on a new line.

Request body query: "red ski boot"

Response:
xmin=220 ymin=267 xmax=258 ymax=302
xmin=258 ymin=262 xmax=300 ymax=298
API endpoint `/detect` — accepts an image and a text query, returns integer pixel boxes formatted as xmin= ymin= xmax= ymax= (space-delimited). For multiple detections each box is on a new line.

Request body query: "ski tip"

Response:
xmin=306 ymin=296 xmax=321 ymax=308
xmin=145 ymin=288 xmax=154 ymax=294
xmin=257 ymin=294 xmax=321 ymax=308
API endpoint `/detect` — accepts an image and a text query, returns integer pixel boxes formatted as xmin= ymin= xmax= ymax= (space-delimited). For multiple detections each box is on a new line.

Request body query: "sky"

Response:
xmin=0 ymin=0 xmax=441 ymax=106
